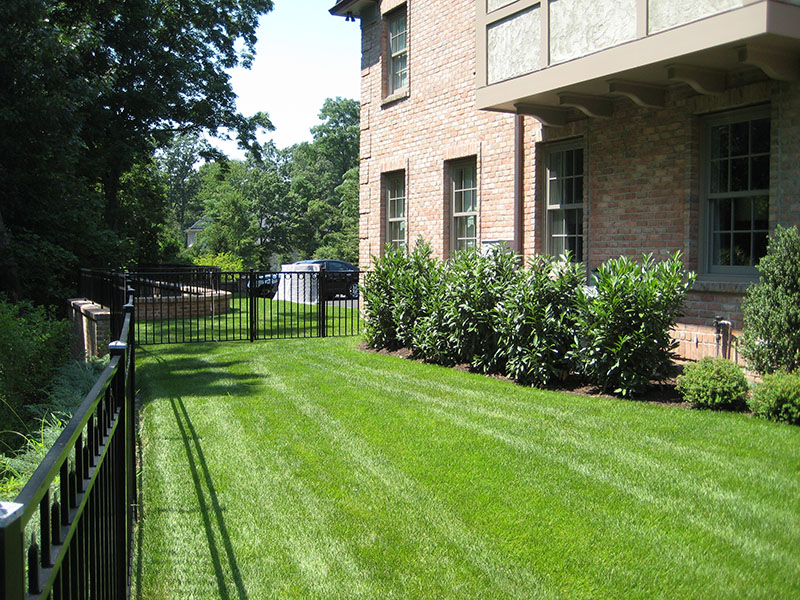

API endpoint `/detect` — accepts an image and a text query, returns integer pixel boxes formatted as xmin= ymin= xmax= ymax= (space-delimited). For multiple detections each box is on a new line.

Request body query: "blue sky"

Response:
xmin=214 ymin=1 xmax=362 ymax=157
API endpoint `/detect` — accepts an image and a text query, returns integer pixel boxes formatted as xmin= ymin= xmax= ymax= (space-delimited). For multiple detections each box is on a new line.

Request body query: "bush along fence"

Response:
xmin=80 ymin=266 xmax=361 ymax=345
xmin=0 ymin=298 xmax=136 ymax=599
xmin=362 ymin=241 xmax=696 ymax=398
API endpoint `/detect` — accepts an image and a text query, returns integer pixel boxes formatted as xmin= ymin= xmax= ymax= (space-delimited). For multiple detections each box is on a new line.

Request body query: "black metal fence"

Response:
xmin=80 ymin=267 xmax=362 ymax=345
xmin=0 ymin=299 xmax=136 ymax=599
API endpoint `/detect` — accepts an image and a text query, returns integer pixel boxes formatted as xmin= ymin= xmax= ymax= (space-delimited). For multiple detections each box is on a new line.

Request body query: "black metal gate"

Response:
xmin=80 ymin=268 xmax=361 ymax=345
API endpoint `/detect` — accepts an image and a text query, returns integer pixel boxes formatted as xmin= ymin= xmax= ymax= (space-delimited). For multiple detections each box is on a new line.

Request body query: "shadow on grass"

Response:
xmin=168 ymin=396 xmax=249 ymax=600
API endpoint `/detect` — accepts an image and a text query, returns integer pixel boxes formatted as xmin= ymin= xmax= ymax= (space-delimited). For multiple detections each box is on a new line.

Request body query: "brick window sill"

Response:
xmin=689 ymin=276 xmax=754 ymax=295
xmin=382 ymin=88 xmax=409 ymax=107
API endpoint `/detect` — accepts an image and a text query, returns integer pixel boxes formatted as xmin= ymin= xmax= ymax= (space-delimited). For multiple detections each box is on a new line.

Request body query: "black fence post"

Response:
xmin=0 ymin=504 xmax=25 ymax=600
xmin=317 ymin=266 xmax=327 ymax=338
xmin=248 ymin=269 xmax=257 ymax=342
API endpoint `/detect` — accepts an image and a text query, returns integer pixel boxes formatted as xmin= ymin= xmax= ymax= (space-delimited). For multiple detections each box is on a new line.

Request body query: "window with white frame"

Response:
xmin=386 ymin=172 xmax=406 ymax=250
xmin=450 ymin=160 xmax=478 ymax=252
xmin=545 ymin=142 xmax=584 ymax=262
xmin=387 ymin=7 xmax=408 ymax=94
xmin=705 ymin=109 xmax=770 ymax=274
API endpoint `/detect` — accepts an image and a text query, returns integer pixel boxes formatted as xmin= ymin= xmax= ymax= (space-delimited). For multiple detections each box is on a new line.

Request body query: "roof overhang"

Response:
xmin=329 ymin=0 xmax=376 ymax=18
xmin=476 ymin=0 xmax=800 ymax=122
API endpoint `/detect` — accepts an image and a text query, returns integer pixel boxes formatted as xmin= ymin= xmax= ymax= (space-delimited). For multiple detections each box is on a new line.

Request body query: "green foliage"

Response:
xmin=1 ymin=358 xmax=107 ymax=500
xmin=391 ymin=240 xmax=439 ymax=349
xmin=496 ymin=255 xmax=584 ymax=387
xmin=749 ymin=371 xmax=800 ymax=425
xmin=741 ymin=226 xmax=800 ymax=375
xmin=575 ymin=253 xmax=695 ymax=397
xmin=676 ymin=357 xmax=749 ymax=410
xmin=192 ymin=252 xmax=245 ymax=273
xmin=0 ymin=297 xmax=70 ymax=451
xmin=361 ymin=246 xmax=410 ymax=350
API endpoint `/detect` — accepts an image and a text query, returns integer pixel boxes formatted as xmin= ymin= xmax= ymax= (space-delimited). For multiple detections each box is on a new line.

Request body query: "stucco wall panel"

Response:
xmin=648 ymin=0 xmax=741 ymax=33
xmin=487 ymin=6 xmax=540 ymax=84
xmin=550 ymin=0 xmax=636 ymax=64
xmin=487 ymin=0 xmax=516 ymax=11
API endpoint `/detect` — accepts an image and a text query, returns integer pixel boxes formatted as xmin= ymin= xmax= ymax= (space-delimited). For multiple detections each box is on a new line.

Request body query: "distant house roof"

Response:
xmin=184 ymin=217 xmax=210 ymax=234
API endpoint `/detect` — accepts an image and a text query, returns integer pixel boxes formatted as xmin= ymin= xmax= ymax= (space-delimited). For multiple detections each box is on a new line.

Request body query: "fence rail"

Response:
xmin=0 ymin=298 xmax=136 ymax=599
xmin=80 ymin=267 xmax=362 ymax=345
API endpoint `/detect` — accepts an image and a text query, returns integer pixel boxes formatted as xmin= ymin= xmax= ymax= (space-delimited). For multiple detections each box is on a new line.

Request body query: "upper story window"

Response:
xmin=451 ymin=159 xmax=478 ymax=252
xmin=387 ymin=7 xmax=408 ymax=94
xmin=705 ymin=108 xmax=770 ymax=275
xmin=545 ymin=142 xmax=584 ymax=262
xmin=386 ymin=172 xmax=407 ymax=250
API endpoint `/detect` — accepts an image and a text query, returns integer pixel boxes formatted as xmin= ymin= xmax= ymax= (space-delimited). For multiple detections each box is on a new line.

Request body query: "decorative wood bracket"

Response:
xmin=666 ymin=64 xmax=726 ymax=95
xmin=557 ymin=93 xmax=614 ymax=119
xmin=737 ymin=44 xmax=800 ymax=81
xmin=606 ymin=79 xmax=666 ymax=108
xmin=514 ymin=103 xmax=569 ymax=127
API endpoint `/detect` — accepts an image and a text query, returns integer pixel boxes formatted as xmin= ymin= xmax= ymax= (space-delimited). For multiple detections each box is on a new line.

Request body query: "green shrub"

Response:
xmin=496 ymin=255 xmax=583 ymax=387
xmin=391 ymin=239 xmax=438 ymax=348
xmin=676 ymin=357 xmax=749 ymax=410
xmin=749 ymin=371 xmax=800 ymax=425
xmin=362 ymin=245 xmax=409 ymax=349
xmin=575 ymin=253 xmax=695 ymax=397
xmin=446 ymin=246 xmax=520 ymax=373
xmin=741 ymin=225 xmax=800 ymax=374
xmin=192 ymin=251 xmax=245 ymax=272
xmin=0 ymin=297 xmax=70 ymax=451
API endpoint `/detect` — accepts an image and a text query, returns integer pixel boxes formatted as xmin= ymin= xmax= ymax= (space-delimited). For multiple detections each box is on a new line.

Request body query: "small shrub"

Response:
xmin=749 ymin=371 xmax=800 ymax=425
xmin=676 ymin=357 xmax=749 ymax=410
xmin=391 ymin=239 xmax=438 ymax=348
xmin=741 ymin=225 xmax=800 ymax=374
xmin=192 ymin=251 xmax=245 ymax=272
xmin=361 ymin=245 xmax=409 ymax=349
xmin=575 ymin=252 xmax=695 ymax=397
xmin=496 ymin=255 xmax=583 ymax=387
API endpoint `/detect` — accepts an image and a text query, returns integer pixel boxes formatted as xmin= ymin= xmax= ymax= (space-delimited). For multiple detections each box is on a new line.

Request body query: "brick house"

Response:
xmin=330 ymin=0 xmax=800 ymax=361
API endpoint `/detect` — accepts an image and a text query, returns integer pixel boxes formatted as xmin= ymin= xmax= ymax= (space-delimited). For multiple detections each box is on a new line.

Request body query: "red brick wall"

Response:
xmin=355 ymin=2 xmax=800 ymax=360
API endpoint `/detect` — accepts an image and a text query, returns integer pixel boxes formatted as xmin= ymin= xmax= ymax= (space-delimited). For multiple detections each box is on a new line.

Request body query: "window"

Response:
xmin=387 ymin=8 xmax=408 ymax=94
xmin=705 ymin=110 xmax=770 ymax=273
xmin=451 ymin=160 xmax=478 ymax=252
xmin=386 ymin=173 xmax=406 ymax=250
xmin=545 ymin=143 xmax=584 ymax=262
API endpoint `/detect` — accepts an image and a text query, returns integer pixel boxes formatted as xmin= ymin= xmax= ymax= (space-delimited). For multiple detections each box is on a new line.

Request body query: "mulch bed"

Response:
xmin=358 ymin=341 xmax=691 ymax=407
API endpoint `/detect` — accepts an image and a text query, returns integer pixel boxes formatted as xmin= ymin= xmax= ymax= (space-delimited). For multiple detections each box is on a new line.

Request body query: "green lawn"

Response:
xmin=133 ymin=337 xmax=800 ymax=600
xmin=136 ymin=294 xmax=360 ymax=344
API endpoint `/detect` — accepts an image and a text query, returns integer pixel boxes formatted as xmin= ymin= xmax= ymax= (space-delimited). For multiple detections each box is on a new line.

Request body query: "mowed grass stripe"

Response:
xmin=303 ymin=348 xmax=800 ymax=537
xmin=134 ymin=338 xmax=800 ymax=599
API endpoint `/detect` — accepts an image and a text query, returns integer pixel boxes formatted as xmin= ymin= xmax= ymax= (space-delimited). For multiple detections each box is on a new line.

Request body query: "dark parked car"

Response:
xmin=294 ymin=259 xmax=359 ymax=300
xmin=246 ymin=272 xmax=280 ymax=298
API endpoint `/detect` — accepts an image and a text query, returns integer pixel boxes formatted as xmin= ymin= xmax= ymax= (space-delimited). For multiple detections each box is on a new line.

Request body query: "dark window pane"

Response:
xmin=751 ymin=118 xmax=770 ymax=153
xmin=750 ymin=155 xmax=769 ymax=190
xmin=566 ymin=209 xmax=578 ymax=235
xmin=731 ymin=121 xmax=749 ymax=156
xmin=576 ymin=208 xmax=584 ymax=235
xmin=732 ymin=232 xmax=751 ymax=266
xmin=713 ymin=233 xmax=731 ymax=265
xmin=574 ymin=177 xmax=584 ymax=203
xmin=710 ymin=124 xmax=729 ymax=159
xmin=550 ymin=210 xmax=564 ymax=235
xmin=564 ymin=179 xmax=573 ymax=204
xmin=551 ymin=236 xmax=564 ymax=257
xmin=549 ymin=180 xmax=562 ymax=206
xmin=754 ymin=196 xmax=769 ymax=230
xmin=714 ymin=198 xmax=732 ymax=231
xmin=754 ymin=231 xmax=768 ymax=263
xmin=731 ymin=157 xmax=749 ymax=191
xmin=710 ymin=159 xmax=728 ymax=193
xmin=564 ymin=150 xmax=574 ymax=177
xmin=549 ymin=152 xmax=562 ymax=178
xmin=574 ymin=148 xmax=584 ymax=176
xmin=733 ymin=197 xmax=753 ymax=231
xmin=575 ymin=236 xmax=584 ymax=262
